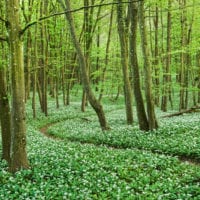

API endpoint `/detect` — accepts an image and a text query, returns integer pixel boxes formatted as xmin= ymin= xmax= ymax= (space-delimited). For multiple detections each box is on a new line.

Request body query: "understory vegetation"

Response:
xmin=1 ymin=96 xmax=200 ymax=199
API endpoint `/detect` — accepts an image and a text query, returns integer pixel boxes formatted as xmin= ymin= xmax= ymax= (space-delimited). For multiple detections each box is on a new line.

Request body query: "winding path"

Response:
xmin=39 ymin=120 xmax=200 ymax=166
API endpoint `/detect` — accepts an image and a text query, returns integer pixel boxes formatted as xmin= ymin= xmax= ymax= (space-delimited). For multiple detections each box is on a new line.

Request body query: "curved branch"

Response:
xmin=20 ymin=0 xmax=142 ymax=35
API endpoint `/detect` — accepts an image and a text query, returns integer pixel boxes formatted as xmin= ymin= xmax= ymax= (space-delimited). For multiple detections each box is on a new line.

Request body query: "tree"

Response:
xmin=58 ymin=0 xmax=110 ymax=131
xmin=22 ymin=0 xmax=34 ymax=102
xmin=138 ymin=0 xmax=158 ymax=130
xmin=161 ymin=0 xmax=172 ymax=112
xmin=5 ymin=0 xmax=29 ymax=172
xmin=0 ymin=53 xmax=11 ymax=163
xmin=38 ymin=0 xmax=49 ymax=116
xmin=116 ymin=0 xmax=134 ymax=125
xmin=129 ymin=0 xmax=149 ymax=131
xmin=0 ymin=0 xmax=11 ymax=164
xmin=98 ymin=4 xmax=114 ymax=101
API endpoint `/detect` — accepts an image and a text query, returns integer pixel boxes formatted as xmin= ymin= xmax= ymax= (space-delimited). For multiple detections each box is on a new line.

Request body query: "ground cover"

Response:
xmin=1 ymin=97 xmax=200 ymax=199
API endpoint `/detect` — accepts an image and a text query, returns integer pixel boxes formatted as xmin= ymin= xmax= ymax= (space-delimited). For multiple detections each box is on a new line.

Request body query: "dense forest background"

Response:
xmin=1 ymin=1 xmax=200 ymax=197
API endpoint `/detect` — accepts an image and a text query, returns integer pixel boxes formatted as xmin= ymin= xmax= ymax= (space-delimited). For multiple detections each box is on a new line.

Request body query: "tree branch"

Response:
xmin=162 ymin=106 xmax=200 ymax=118
xmin=20 ymin=0 xmax=142 ymax=35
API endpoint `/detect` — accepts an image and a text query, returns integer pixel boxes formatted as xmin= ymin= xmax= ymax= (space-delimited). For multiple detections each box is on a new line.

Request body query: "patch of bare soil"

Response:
xmin=39 ymin=123 xmax=62 ymax=141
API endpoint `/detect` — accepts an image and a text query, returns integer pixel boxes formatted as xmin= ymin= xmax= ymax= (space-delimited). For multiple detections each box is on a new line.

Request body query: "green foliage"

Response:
xmin=1 ymin=97 xmax=199 ymax=199
xmin=47 ymin=105 xmax=200 ymax=161
xmin=1 ymin=125 xmax=200 ymax=199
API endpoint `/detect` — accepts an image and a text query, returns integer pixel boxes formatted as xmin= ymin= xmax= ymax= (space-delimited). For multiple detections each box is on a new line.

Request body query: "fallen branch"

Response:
xmin=162 ymin=106 xmax=200 ymax=118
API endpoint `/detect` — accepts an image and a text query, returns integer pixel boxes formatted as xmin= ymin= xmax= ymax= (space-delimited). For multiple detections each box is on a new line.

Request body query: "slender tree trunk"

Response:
xmin=184 ymin=4 xmax=194 ymax=107
xmin=32 ymin=27 xmax=37 ymax=118
xmin=0 ymin=2 xmax=11 ymax=164
xmin=61 ymin=64 xmax=67 ymax=106
xmin=161 ymin=0 xmax=172 ymax=112
xmin=32 ymin=1 xmax=40 ymax=118
xmin=5 ymin=0 xmax=29 ymax=172
xmin=117 ymin=0 xmax=133 ymax=125
xmin=138 ymin=0 xmax=158 ymax=130
xmin=95 ymin=25 xmax=100 ymax=90
xmin=58 ymin=0 xmax=110 ymax=131
xmin=129 ymin=1 xmax=149 ymax=131
xmin=98 ymin=4 xmax=114 ymax=101
xmin=196 ymin=51 xmax=200 ymax=103
xmin=38 ymin=0 xmax=48 ymax=116
xmin=0 ymin=61 xmax=11 ymax=163
xmin=153 ymin=5 xmax=160 ymax=107
xmin=24 ymin=30 xmax=32 ymax=102
xmin=179 ymin=0 xmax=187 ymax=110
xmin=55 ymin=65 xmax=60 ymax=109
xmin=22 ymin=0 xmax=33 ymax=102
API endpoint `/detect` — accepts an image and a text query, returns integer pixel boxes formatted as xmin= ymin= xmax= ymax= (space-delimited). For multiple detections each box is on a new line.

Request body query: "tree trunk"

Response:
xmin=196 ymin=51 xmax=200 ymax=103
xmin=0 ymin=63 xmax=11 ymax=163
xmin=32 ymin=20 xmax=38 ymax=118
xmin=24 ymin=30 xmax=32 ymax=102
xmin=129 ymin=1 xmax=149 ymax=131
xmin=179 ymin=0 xmax=187 ymax=110
xmin=98 ymin=4 xmax=114 ymax=101
xmin=58 ymin=0 xmax=110 ymax=131
xmin=153 ymin=5 xmax=160 ymax=107
xmin=5 ymin=0 xmax=29 ymax=172
xmin=161 ymin=0 xmax=172 ymax=112
xmin=117 ymin=0 xmax=133 ymax=125
xmin=38 ymin=0 xmax=48 ymax=116
xmin=138 ymin=0 xmax=158 ymax=130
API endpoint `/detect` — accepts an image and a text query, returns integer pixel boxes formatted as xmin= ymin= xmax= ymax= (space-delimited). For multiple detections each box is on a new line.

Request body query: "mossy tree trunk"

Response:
xmin=5 ymin=0 xmax=29 ymax=172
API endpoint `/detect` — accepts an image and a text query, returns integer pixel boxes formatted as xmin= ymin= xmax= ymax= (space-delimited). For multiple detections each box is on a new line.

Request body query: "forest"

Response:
xmin=1 ymin=0 xmax=200 ymax=199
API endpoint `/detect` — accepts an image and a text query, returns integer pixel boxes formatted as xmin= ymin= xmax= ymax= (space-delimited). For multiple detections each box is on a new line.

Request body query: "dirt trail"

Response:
xmin=39 ymin=121 xmax=200 ymax=166
xmin=40 ymin=123 xmax=62 ymax=140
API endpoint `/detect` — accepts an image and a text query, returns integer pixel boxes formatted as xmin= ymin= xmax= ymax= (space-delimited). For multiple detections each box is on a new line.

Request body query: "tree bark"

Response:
xmin=0 ymin=63 xmax=11 ymax=163
xmin=117 ymin=0 xmax=133 ymax=125
xmin=129 ymin=1 xmax=149 ymax=131
xmin=39 ymin=0 xmax=48 ymax=116
xmin=138 ymin=0 xmax=158 ymax=130
xmin=161 ymin=0 xmax=172 ymax=112
xmin=153 ymin=5 xmax=160 ymax=107
xmin=179 ymin=0 xmax=187 ymax=110
xmin=98 ymin=4 xmax=114 ymax=101
xmin=5 ymin=0 xmax=29 ymax=172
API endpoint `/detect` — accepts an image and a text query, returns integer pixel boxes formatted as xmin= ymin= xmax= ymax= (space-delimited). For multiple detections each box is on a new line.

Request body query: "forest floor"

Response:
xmin=1 ymin=96 xmax=200 ymax=199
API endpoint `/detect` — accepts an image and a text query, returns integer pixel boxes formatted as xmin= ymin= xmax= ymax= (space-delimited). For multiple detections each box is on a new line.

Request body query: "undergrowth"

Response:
xmin=0 ymin=96 xmax=200 ymax=199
